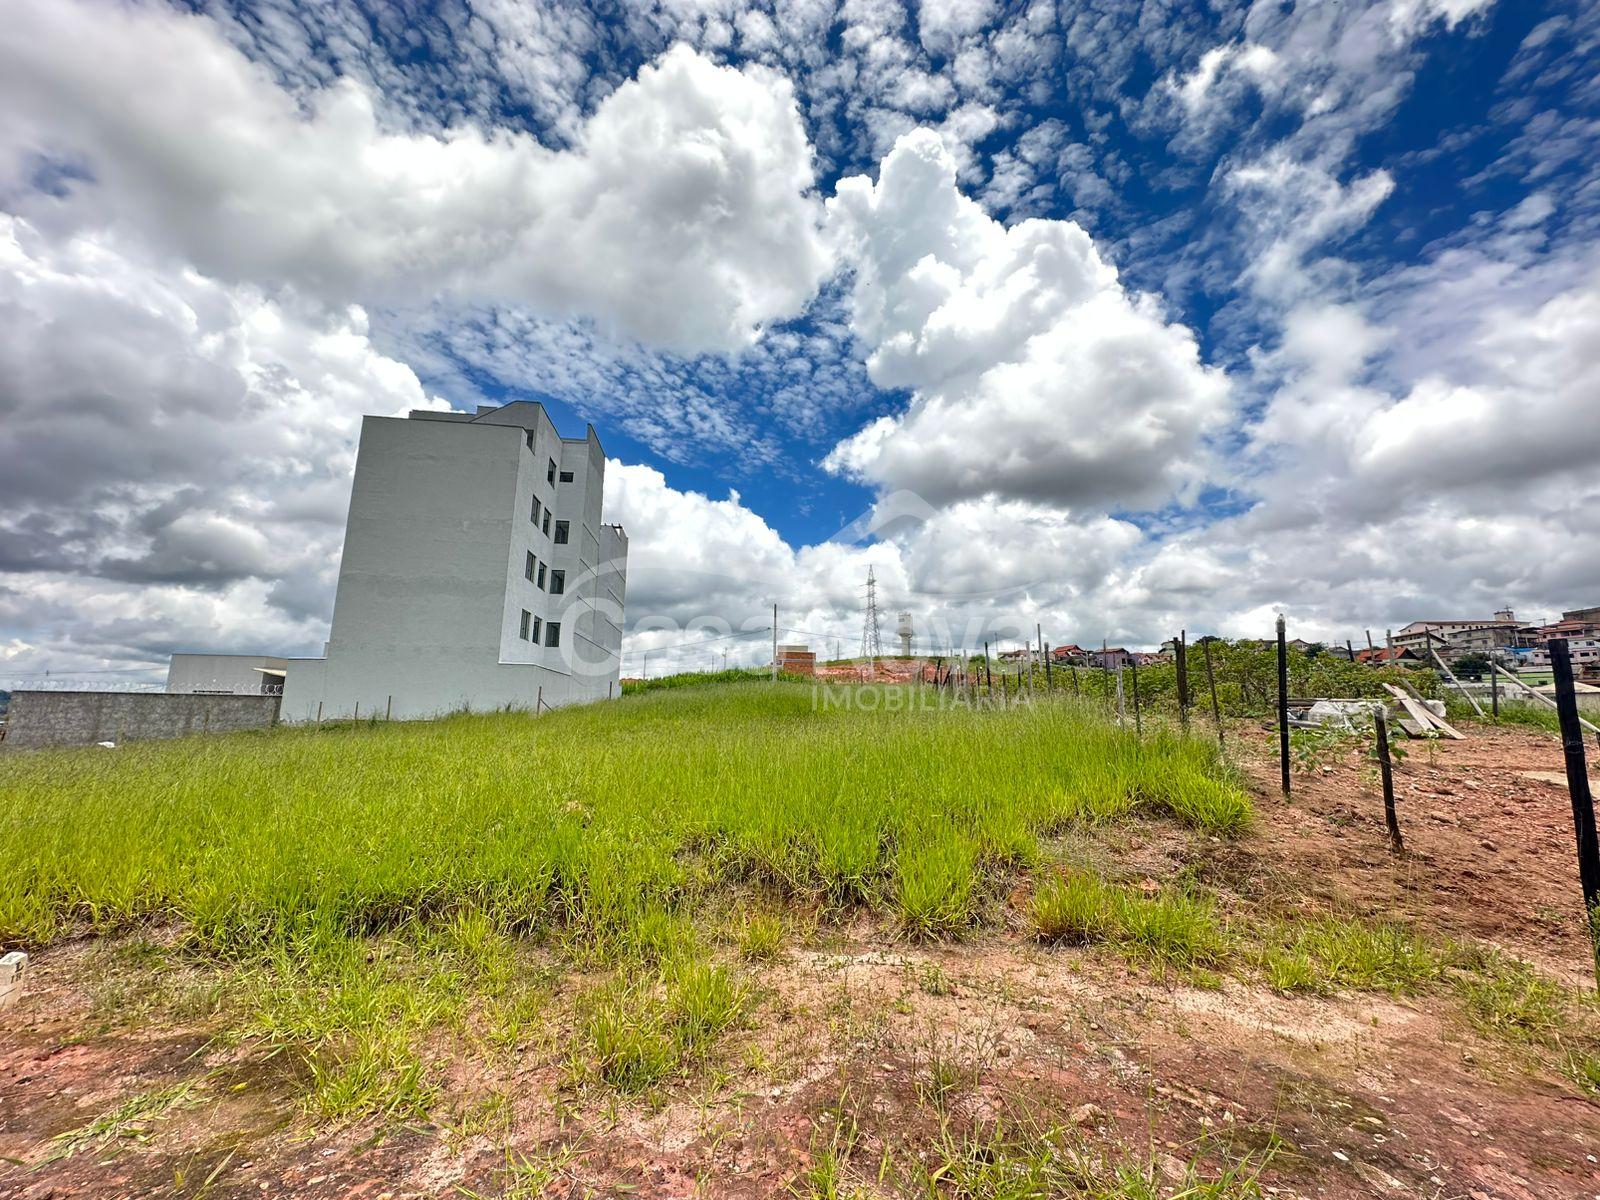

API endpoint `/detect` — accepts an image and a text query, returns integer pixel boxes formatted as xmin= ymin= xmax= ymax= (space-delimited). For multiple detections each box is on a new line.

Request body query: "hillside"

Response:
xmin=2 ymin=680 xmax=1597 ymax=1198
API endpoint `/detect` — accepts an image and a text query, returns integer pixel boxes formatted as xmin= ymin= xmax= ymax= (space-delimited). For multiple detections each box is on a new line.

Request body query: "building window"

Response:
xmin=547 ymin=458 xmax=557 ymax=485
xmin=524 ymin=551 xmax=536 ymax=582
xmin=532 ymin=615 xmax=542 ymax=642
xmin=531 ymin=497 xmax=541 ymax=524
xmin=542 ymin=511 xmax=551 ymax=536
xmin=549 ymin=569 xmax=565 ymax=595
xmin=525 ymin=430 xmax=535 ymax=451
xmin=545 ymin=621 xmax=561 ymax=647
xmin=559 ymin=470 xmax=574 ymax=483
xmin=519 ymin=609 xmax=531 ymax=640
xmin=537 ymin=562 xmax=547 ymax=589
xmin=554 ymin=520 xmax=569 ymax=545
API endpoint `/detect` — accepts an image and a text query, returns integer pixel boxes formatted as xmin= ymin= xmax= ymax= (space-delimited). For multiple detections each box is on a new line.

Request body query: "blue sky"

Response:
xmin=1 ymin=0 xmax=1597 ymax=679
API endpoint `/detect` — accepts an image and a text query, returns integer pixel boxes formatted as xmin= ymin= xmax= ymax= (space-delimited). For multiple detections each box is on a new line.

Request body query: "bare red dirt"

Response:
xmin=1231 ymin=721 xmax=1596 ymax=976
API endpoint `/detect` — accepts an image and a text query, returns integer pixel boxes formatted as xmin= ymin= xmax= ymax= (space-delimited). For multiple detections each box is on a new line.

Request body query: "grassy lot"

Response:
xmin=0 ymin=682 xmax=1247 ymax=951
xmin=0 ymin=680 xmax=1256 ymax=1131
xmin=5 ymin=677 xmax=1599 ymax=1197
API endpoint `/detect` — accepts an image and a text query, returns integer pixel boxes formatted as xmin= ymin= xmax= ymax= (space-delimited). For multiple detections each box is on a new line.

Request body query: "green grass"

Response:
xmin=1456 ymin=956 xmax=1567 ymax=1041
xmin=1255 ymin=918 xmax=1448 ymax=995
xmin=0 ymin=683 xmax=1248 ymax=952
xmin=579 ymin=957 xmax=750 ymax=1093
xmin=1034 ymin=876 xmax=1448 ymax=993
xmin=0 ymin=683 xmax=1253 ymax=1118
xmin=1032 ymin=874 xmax=1226 ymax=969
xmin=622 ymin=666 xmax=809 ymax=694
xmin=917 ymin=1117 xmax=1265 ymax=1199
xmin=47 ymin=1079 xmax=204 ymax=1161
xmin=1485 ymin=701 xmax=1562 ymax=734
xmin=738 ymin=912 xmax=786 ymax=961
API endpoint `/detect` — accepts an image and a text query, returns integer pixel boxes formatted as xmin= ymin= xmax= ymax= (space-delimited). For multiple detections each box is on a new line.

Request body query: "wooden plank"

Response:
xmin=1397 ymin=717 xmax=1427 ymax=738
xmin=1382 ymin=683 xmax=1465 ymax=739
xmin=1397 ymin=681 xmax=1468 ymax=739
xmin=1430 ymin=647 xmax=1485 ymax=718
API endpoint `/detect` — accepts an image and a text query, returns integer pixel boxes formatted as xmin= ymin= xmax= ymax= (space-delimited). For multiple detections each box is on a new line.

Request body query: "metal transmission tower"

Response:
xmin=859 ymin=566 xmax=884 ymax=660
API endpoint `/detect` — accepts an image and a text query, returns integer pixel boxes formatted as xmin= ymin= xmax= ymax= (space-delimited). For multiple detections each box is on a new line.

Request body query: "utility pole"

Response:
xmin=772 ymin=604 xmax=778 ymax=682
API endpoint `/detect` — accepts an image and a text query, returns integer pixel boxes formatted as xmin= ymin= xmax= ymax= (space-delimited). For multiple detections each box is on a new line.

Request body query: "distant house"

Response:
xmin=1088 ymin=647 xmax=1133 ymax=669
xmin=1355 ymin=646 xmax=1419 ymax=665
xmin=1050 ymin=644 xmax=1088 ymax=662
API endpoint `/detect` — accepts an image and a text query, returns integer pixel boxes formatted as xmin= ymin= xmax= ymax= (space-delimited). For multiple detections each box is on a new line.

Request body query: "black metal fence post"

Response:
xmin=1374 ymin=707 xmax=1402 ymax=853
xmin=1551 ymin=638 xmax=1600 ymax=987
xmin=1277 ymin=614 xmax=1291 ymax=796
xmin=1490 ymin=660 xmax=1499 ymax=719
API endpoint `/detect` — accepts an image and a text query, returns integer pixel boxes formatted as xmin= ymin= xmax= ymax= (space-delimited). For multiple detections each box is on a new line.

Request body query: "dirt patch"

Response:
xmin=1228 ymin=721 xmax=1595 ymax=977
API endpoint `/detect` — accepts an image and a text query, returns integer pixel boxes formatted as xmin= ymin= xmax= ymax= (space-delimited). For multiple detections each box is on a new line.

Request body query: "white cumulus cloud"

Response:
xmin=821 ymin=130 xmax=1231 ymax=510
xmin=0 ymin=0 xmax=829 ymax=353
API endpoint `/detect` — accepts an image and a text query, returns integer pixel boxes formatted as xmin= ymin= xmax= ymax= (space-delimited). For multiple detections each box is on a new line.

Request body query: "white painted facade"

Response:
xmin=279 ymin=402 xmax=627 ymax=721
xmin=166 ymin=653 xmax=288 ymax=695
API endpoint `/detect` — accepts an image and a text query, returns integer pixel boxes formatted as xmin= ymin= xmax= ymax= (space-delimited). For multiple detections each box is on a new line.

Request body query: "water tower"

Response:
xmin=896 ymin=611 xmax=914 ymax=657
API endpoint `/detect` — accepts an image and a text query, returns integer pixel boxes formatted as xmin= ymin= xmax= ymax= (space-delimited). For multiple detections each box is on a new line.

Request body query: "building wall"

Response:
xmin=279 ymin=403 xmax=627 ymax=723
xmin=166 ymin=653 xmax=287 ymax=694
xmin=2 ymin=691 xmax=281 ymax=749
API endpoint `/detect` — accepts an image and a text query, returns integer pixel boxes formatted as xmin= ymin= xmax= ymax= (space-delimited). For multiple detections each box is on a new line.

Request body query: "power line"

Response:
xmin=621 ymin=626 xmax=772 ymax=656
xmin=2 ymin=666 xmax=164 ymax=677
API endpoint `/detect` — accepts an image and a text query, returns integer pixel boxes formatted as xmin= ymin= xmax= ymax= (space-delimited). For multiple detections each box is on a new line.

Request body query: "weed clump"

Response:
xmin=580 ymin=956 xmax=750 ymax=1094
xmin=1032 ymin=873 xmax=1227 ymax=968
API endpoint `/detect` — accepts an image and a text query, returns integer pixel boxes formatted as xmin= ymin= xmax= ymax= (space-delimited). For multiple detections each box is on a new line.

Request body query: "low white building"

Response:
xmin=280 ymin=401 xmax=627 ymax=721
xmin=166 ymin=653 xmax=288 ymax=695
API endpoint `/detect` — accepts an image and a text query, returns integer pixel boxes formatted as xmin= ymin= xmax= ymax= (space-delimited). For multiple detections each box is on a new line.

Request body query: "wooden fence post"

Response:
xmin=1129 ymin=656 xmax=1142 ymax=736
xmin=1276 ymin=614 xmax=1291 ymax=796
xmin=1552 ymin=638 xmax=1600 ymax=987
xmin=1374 ymin=707 xmax=1403 ymax=853
xmin=1176 ymin=630 xmax=1191 ymax=732
xmin=983 ymin=641 xmax=993 ymax=695
xmin=1203 ymin=639 xmax=1224 ymax=751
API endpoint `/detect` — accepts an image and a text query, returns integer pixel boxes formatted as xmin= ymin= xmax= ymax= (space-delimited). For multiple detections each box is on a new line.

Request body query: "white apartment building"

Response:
xmin=279 ymin=402 xmax=627 ymax=721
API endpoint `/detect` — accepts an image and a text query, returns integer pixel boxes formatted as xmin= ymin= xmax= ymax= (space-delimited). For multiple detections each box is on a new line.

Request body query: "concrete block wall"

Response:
xmin=1 ymin=691 xmax=281 ymax=749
